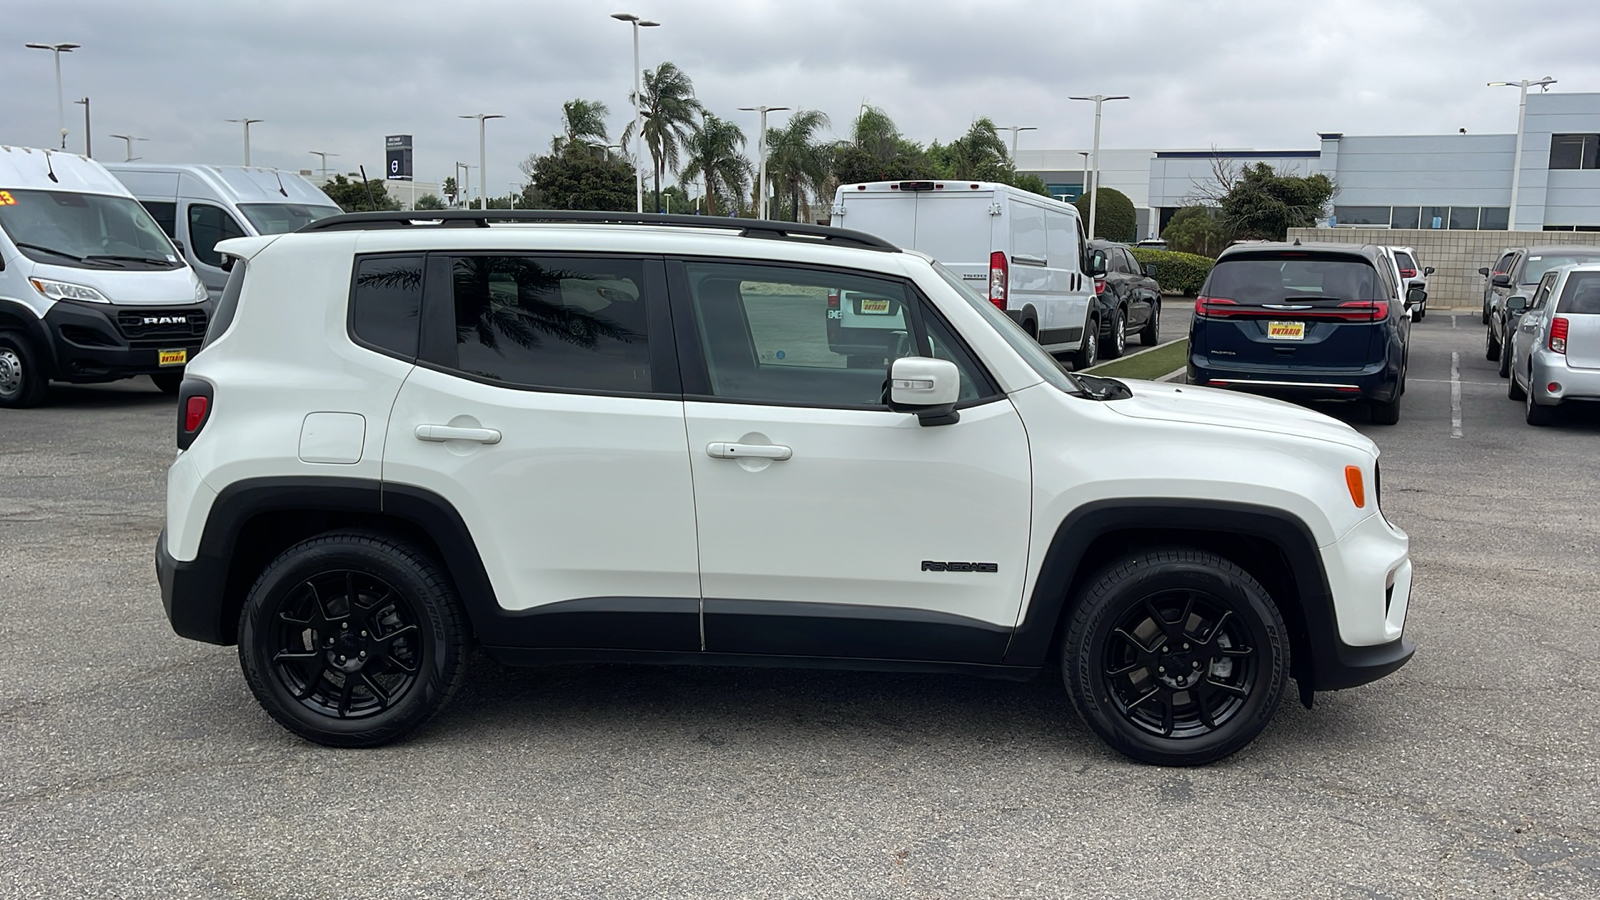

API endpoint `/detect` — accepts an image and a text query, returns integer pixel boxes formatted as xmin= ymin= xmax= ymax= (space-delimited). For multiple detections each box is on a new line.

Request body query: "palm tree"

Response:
xmin=944 ymin=117 xmax=1013 ymax=181
xmin=764 ymin=109 xmax=831 ymax=222
xmin=681 ymin=114 xmax=751 ymax=217
xmin=851 ymin=105 xmax=902 ymax=163
xmin=620 ymin=62 xmax=702 ymax=212
xmin=551 ymin=99 xmax=610 ymax=155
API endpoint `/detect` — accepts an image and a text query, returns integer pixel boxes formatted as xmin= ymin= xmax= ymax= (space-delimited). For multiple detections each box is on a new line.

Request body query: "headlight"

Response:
xmin=192 ymin=274 xmax=208 ymax=303
xmin=29 ymin=278 xmax=110 ymax=304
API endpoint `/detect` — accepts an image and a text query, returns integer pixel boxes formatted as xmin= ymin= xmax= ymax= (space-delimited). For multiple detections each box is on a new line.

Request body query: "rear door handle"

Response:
xmin=415 ymin=424 xmax=502 ymax=444
xmin=706 ymin=442 xmax=792 ymax=461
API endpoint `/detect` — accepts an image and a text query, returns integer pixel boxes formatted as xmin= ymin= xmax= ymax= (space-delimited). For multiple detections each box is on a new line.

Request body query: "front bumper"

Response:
xmin=1308 ymin=511 xmax=1415 ymax=690
xmin=156 ymin=528 xmax=232 ymax=644
xmin=43 ymin=299 xmax=210 ymax=383
xmin=1529 ymin=349 xmax=1600 ymax=406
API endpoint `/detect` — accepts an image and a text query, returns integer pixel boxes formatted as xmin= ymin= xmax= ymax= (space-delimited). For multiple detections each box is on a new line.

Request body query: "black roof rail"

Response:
xmin=298 ymin=209 xmax=901 ymax=252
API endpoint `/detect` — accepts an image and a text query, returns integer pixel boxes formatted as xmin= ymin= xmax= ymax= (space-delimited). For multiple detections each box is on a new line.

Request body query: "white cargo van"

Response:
xmin=106 ymin=164 xmax=341 ymax=299
xmin=830 ymin=181 xmax=1100 ymax=367
xmin=0 ymin=146 xmax=211 ymax=407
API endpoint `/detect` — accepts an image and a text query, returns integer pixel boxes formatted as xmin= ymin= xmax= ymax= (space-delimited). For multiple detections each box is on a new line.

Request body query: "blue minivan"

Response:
xmin=1188 ymin=242 xmax=1423 ymax=424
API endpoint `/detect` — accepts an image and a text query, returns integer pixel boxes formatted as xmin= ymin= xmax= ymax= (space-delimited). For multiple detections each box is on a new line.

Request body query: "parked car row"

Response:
xmin=1490 ymin=260 xmax=1600 ymax=426
xmin=0 ymin=145 xmax=341 ymax=408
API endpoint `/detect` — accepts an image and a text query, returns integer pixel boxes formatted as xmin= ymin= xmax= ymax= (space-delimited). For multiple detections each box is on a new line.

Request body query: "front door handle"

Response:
xmin=706 ymin=442 xmax=792 ymax=461
xmin=415 ymin=424 xmax=502 ymax=444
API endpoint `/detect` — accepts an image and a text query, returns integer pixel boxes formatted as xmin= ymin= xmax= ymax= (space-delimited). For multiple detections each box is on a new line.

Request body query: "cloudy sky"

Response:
xmin=4 ymin=0 xmax=1598 ymax=197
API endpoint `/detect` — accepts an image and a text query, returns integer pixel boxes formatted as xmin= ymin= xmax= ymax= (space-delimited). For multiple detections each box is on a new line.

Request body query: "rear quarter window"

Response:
xmin=1557 ymin=272 xmax=1600 ymax=314
xmin=350 ymin=255 xmax=424 ymax=359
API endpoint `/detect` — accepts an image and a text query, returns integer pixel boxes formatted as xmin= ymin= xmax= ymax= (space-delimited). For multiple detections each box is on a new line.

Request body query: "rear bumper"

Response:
xmin=1529 ymin=350 xmax=1600 ymax=405
xmin=1188 ymin=356 xmax=1398 ymax=401
xmin=43 ymin=300 xmax=209 ymax=383
xmin=156 ymin=528 xmax=232 ymax=645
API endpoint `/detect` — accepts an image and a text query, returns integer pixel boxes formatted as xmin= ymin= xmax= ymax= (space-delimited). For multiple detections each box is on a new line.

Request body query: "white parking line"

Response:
xmin=1451 ymin=315 xmax=1457 ymax=330
xmin=1450 ymin=351 xmax=1463 ymax=439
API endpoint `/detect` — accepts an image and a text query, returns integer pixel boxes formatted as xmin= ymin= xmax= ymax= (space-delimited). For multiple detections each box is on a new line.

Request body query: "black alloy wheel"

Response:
xmin=1063 ymin=548 xmax=1288 ymax=766
xmin=238 ymin=532 xmax=468 ymax=747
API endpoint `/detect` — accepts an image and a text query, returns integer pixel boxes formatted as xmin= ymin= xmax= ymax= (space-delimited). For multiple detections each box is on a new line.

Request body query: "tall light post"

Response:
xmin=1489 ymin=76 xmax=1557 ymax=231
xmin=74 ymin=98 xmax=91 ymax=157
xmin=459 ymin=114 xmax=504 ymax=210
xmin=509 ymin=182 xmax=523 ymax=209
xmin=738 ymin=105 xmax=789 ymax=219
xmin=1068 ymin=94 xmax=1129 ymax=239
xmin=109 ymin=134 xmax=148 ymax=162
xmin=999 ymin=125 xmax=1036 ymax=162
xmin=24 ymin=42 xmax=79 ymax=149
xmin=455 ymin=162 xmax=476 ymax=209
xmin=225 ymin=118 xmax=263 ymax=166
xmin=1077 ymin=151 xmax=1090 ymax=202
xmin=612 ymin=13 xmax=659 ymax=214
xmin=309 ymin=151 xmax=339 ymax=182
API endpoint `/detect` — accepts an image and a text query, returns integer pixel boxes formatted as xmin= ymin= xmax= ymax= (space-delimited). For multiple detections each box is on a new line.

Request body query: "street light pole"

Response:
xmin=1077 ymin=151 xmax=1090 ymax=202
xmin=25 ymin=42 xmax=80 ymax=150
xmin=1489 ymin=77 xmax=1557 ymax=231
xmin=612 ymin=13 xmax=660 ymax=213
xmin=739 ymin=105 xmax=790 ymax=219
xmin=999 ymin=125 xmax=1036 ymax=163
xmin=1068 ymin=94 xmax=1129 ymax=239
xmin=459 ymin=114 xmax=504 ymax=210
xmin=309 ymin=151 xmax=339 ymax=182
xmin=225 ymin=118 xmax=263 ymax=166
xmin=109 ymin=134 xmax=148 ymax=162
xmin=74 ymin=97 xmax=90 ymax=157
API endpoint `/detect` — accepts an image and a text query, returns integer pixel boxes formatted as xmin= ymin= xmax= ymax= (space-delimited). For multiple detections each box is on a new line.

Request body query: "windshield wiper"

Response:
xmin=85 ymin=254 xmax=172 ymax=267
xmin=13 ymin=241 xmax=103 ymax=265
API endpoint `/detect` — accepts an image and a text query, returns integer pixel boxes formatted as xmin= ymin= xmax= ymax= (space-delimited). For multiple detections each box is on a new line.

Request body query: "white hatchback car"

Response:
xmin=157 ymin=211 xmax=1414 ymax=766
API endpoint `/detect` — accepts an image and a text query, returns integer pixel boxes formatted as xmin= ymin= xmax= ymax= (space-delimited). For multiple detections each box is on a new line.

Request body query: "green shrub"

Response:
xmin=1074 ymin=187 xmax=1136 ymax=242
xmin=1130 ymin=247 xmax=1214 ymax=296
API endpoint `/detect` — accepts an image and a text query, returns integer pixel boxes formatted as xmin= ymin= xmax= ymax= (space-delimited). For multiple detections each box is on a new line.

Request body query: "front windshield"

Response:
xmin=1524 ymin=253 xmax=1600 ymax=285
xmin=238 ymin=203 xmax=343 ymax=234
xmin=0 ymin=189 xmax=182 ymax=269
xmin=930 ymin=260 xmax=1079 ymax=393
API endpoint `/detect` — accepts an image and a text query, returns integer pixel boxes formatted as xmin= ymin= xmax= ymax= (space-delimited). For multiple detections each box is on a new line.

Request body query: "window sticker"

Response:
xmin=0 ymin=191 xmax=17 ymax=205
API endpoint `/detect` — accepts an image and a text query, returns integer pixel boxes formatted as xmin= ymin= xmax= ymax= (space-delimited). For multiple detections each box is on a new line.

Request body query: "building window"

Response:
xmin=1420 ymin=207 xmax=1448 ymax=230
xmin=1449 ymin=207 xmax=1480 ymax=229
xmin=1390 ymin=207 xmax=1420 ymax=229
xmin=1334 ymin=206 xmax=1389 ymax=226
xmin=1479 ymin=207 xmax=1510 ymax=230
xmin=1550 ymin=134 xmax=1600 ymax=170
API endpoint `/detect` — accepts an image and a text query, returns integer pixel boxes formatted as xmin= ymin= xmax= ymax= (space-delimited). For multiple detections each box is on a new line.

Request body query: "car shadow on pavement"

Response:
xmin=40 ymin=378 xmax=172 ymax=410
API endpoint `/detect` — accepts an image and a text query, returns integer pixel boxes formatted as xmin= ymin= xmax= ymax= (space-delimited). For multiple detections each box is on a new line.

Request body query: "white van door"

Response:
xmin=1042 ymin=207 xmax=1091 ymax=349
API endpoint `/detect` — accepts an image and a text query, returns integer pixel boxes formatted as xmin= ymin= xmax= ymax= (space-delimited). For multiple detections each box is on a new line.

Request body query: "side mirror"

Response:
xmin=888 ymin=356 xmax=961 ymax=426
xmin=219 ymin=253 xmax=236 ymax=272
xmin=1405 ymin=285 xmax=1427 ymax=309
xmin=1491 ymin=272 xmax=1512 ymax=287
xmin=1086 ymin=253 xmax=1107 ymax=277
xmin=173 ymin=239 xmax=187 ymax=255
xmin=1143 ymin=264 xmax=1158 ymax=277
xmin=1506 ymin=295 xmax=1529 ymax=313
xmin=1478 ymin=267 xmax=1491 ymax=277
xmin=1424 ymin=266 xmax=1435 ymax=276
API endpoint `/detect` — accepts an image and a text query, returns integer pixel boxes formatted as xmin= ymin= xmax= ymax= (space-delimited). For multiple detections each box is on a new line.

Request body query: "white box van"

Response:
xmin=830 ymin=181 xmax=1100 ymax=367
xmin=0 ymin=146 xmax=211 ymax=407
xmin=106 ymin=164 xmax=341 ymax=299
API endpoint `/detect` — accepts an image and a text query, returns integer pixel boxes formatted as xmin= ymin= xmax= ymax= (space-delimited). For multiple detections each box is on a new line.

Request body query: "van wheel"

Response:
xmin=238 ymin=531 xmax=469 ymax=747
xmin=1062 ymin=547 xmax=1289 ymax=766
xmin=1139 ymin=300 xmax=1161 ymax=346
xmin=151 ymin=372 xmax=184 ymax=395
xmin=0 ymin=331 xmax=49 ymax=409
xmin=1072 ymin=319 xmax=1099 ymax=370
xmin=1104 ymin=308 xmax=1127 ymax=359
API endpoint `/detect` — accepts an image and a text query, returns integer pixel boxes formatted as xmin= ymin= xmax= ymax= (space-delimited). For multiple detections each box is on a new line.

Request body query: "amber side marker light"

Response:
xmin=1345 ymin=466 xmax=1366 ymax=509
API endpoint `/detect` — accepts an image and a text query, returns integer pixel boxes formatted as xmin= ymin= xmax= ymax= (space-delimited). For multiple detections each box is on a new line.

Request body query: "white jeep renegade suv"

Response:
xmin=157 ymin=211 xmax=1414 ymax=766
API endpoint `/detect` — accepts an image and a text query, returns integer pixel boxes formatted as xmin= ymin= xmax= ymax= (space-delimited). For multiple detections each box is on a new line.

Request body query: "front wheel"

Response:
xmin=1062 ymin=548 xmax=1289 ymax=766
xmin=1485 ymin=325 xmax=1501 ymax=361
xmin=238 ymin=531 xmax=470 ymax=747
xmin=1497 ymin=338 xmax=1513 ymax=378
xmin=0 ymin=331 xmax=49 ymax=409
xmin=1072 ymin=319 xmax=1099 ymax=370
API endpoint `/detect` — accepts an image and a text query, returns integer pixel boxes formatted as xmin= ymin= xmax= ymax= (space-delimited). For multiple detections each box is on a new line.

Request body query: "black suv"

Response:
xmin=1188 ymin=242 xmax=1424 ymax=425
xmin=1085 ymin=240 xmax=1161 ymax=358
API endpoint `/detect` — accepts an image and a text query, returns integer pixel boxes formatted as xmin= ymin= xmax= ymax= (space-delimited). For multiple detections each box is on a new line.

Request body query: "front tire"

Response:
xmin=1497 ymin=338 xmax=1513 ymax=378
xmin=1485 ymin=325 xmax=1501 ymax=361
xmin=238 ymin=531 xmax=469 ymax=747
xmin=0 ymin=331 xmax=49 ymax=409
xmin=1062 ymin=548 xmax=1289 ymax=766
xmin=1072 ymin=318 xmax=1099 ymax=370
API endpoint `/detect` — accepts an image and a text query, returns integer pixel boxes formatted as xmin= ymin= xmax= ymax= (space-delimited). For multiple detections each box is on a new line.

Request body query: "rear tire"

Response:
xmin=1062 ymin=547 xmax=1289 ymax=767
xmin=1072 ymin=318 xmax=1099 ymax=370
xmin=1104 ymin=308 xmax=1127 ymax=359
xmin=0 ymin=331 xmax=49 ymax=409
xmin=1370 ymin=393 xmax=1402 ymax=425
xmin=1140 ymin=300 xmax=1161 ymax=346
xmin=1525 ymin=387 xmax=1557 ymax=427
xmin=238 ymin=531 xmax=470 ymax=748
xmin=1497 ymin=339 xmax=1513 ymax=378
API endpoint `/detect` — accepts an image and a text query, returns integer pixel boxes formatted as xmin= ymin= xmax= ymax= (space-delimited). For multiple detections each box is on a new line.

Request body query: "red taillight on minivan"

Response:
xmin=989 ymin=251 xmax=1008 ymax=310
xmin=1551 ymin=317 xmax=1569 ymax=354
xmin=1194 ymin=296 xmax=1238 ymax=317
xmin=1334 ymin=300 xmax=1389 ymax=321
xmin=175 ymin=379 xmax=214 ymax=451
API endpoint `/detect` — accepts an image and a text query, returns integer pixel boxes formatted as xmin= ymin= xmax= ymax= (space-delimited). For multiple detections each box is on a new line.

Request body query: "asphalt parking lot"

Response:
xmin=2 ymin=308 xmax=1597 ymax=899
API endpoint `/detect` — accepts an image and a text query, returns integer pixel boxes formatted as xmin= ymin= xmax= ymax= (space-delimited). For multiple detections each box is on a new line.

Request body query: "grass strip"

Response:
xmin=1083 ymin=340 xmax=1189 ymax=381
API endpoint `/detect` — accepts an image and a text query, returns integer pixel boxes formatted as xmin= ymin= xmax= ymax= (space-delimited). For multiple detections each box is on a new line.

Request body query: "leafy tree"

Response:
xmin=441 ymin=176 xmax=458 ymax=206
xmin=832 ymin=106 xmax=934 ymax=185
xmin=1074 ymin=187 xmax=1136 ymax=242
xmin=621 ymin=62 xmax=703 ymax=215
xmin=681 ymin=113 xmax=751 ymax=217
xmin=1161 ymin=205 xmax=1229 ymax=257
xmin=1219 ymin=163 xmax=1335 ymax=240
xmin=765 ymin=109 xmax=832 ymax=222
xmin=1011 ymin=172 xmax=1052 ymax=198
xmin=932 ymin=118 xmax=1015 ymax=182
xmin=321 ymin=174 xmax=401 ymax=212
xmin=527 ymin=148 xmax=635 ymax=211
xmin=552 ymin=99 xmax=610 ymax=154
xmin=414 ymin=193 xmax=446 ymax=211
xmin=659 ymin=184 xmax=690 ymax=214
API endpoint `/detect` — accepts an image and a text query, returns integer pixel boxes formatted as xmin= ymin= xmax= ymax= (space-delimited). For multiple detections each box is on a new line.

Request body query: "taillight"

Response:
xmin=175 ymin=379 xmax=214 ymax=450
xmin=989 ymin=251 xmax=1008 ymax=310
xmin=1400 ymin=268 xmax=1416 ymax=279
xmin=1550 ymin=317 xmax=1569 ymax=354
xmin=1335 ymin=300 xmax=1389 ymax=321
xmin=1094 ymin=278 xmax=1107 ymax=296
xmin=1194 ymin=296 xmax=1238 ymax=317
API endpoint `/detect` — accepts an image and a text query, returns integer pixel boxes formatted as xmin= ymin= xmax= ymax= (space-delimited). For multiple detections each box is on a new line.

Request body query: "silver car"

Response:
xmin=1507 ymin=263 xmax=1600 ymax=425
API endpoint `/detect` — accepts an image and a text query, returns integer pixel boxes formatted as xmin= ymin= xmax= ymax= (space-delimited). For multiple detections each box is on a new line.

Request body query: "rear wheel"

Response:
xmin=1104 ymin=308 xmax=1127 ymax=359
xmin=1497 ymin=338 xmax=1513 ymax=378
xmin=1370 ymin=392 xmax=1402 ymax=425
xmin=1525 ymin=386 xmax=1557 ymax=426
xmin=1139 ymin=299 xmax=1161 ymax=346
xmin=0 ymin=331 xmax=49 ymax=409
xmin=1072 ymin=318 xmax=1099 ymax=370
xmin=238 ymin=531 xmax=469 ymax=747
xmin=1062 ymin=548 xmax=1289 ymax=766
